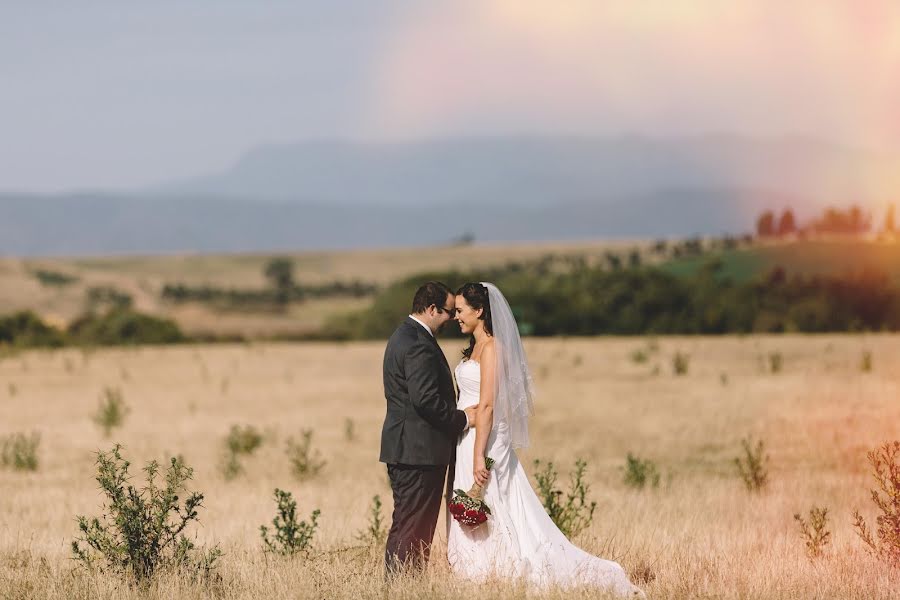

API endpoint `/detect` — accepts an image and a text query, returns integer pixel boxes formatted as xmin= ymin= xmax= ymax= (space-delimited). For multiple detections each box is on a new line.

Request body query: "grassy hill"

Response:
xmin=659 ymin=239 xmax=900 ymax=283
xmin=3 ymin=238 xmax=897 ymax=339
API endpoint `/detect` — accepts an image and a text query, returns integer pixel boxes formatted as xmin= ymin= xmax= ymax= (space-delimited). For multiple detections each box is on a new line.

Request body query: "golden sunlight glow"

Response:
xmin=366 ymin=1 xmax=900 ymax=213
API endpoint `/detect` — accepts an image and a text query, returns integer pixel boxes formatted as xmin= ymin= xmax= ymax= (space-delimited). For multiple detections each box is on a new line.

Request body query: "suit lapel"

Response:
xmin=406 ymin=316 xmax=455 ymax=396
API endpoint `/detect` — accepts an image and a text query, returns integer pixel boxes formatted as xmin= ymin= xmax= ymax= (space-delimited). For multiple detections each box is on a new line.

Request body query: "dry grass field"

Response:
xmin=1 ymin=334 xmax=899 ymax=599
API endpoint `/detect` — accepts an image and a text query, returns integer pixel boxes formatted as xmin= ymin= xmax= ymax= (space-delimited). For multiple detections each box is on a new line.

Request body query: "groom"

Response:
xmin=380 ymin=281 xmax=478 ymax=577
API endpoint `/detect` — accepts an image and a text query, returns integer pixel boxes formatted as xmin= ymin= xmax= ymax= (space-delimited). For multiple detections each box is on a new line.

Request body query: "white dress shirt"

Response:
xmin=408 ymin=314 xmax=434 ymax=337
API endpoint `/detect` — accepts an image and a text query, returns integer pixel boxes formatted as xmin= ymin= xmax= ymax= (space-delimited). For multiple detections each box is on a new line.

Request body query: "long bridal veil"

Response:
xmin=482 ymin=282 xmax=536 ymax=450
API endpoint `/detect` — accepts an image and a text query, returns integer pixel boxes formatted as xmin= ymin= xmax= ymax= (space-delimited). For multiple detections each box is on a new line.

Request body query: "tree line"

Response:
xmin=161 ymin=257 xmax=377 ymax=309
xmin=756 ymin=204 xmax=895 ymax=238
xmin=326 ymin=259 xmax=900 ymax=340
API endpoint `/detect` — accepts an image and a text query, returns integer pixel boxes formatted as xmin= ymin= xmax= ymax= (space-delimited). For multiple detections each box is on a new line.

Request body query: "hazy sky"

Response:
xmin=2 ymin=1 xmax=898 ymax=193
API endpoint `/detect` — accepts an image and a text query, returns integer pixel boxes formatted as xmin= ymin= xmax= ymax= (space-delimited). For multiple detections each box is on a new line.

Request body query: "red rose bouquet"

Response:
xmin=448 ymin=457 xmax=494 ymax=527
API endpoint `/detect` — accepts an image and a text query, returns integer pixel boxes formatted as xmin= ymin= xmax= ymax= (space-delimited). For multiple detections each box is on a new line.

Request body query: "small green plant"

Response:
xmin=0 ymin=431 xmax=40 ymax=471
xmin=221 ymin=424 xmax=264 ymax=480
xmin=860 ymin=350 xmax=873 ymax=372
xmin=532 ymin=458 xmax=597 ymax=538
xmin=672 ymin=352 xmax=690 ymax=376
xmin=71 ymin=445 xmax=221 ymax=583
xmin=93 ymin=386 xmax=129 ymax=438
xmin=852 ymin=441 xmax=900 ymax=567
xmin=32 ymin=268 xmax=79 ymax=287
xmin=630 ymin=349 xmax=649 ymax=364
xmin=768 ymin=352 xmax=783 ymax=374
xmin=622 ymin=453 xmax=660 ymax=489
xmin=344 ymin=418 xmax=355 ymax=442
xmin=734 ymin=436 xmax=769 ymax=492
xmin=794 ymin=506 xmax=831 ymax=560
xmin=355 ymin=495 xmax=387 ymax=545
xmin=287 ymin=429 xmax=326 ymax=481
xmin=260 ymin=488 xmax=320 ymax=556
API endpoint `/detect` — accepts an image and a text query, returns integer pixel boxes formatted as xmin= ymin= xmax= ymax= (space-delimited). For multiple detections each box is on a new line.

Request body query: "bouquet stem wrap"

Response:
xmin=448 ymin=457 xmax=494 ymax=527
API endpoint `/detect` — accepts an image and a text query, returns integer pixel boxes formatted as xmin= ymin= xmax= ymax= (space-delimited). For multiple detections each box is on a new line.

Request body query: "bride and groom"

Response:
xmin=380 ymin=281 xmax=645 ymax=597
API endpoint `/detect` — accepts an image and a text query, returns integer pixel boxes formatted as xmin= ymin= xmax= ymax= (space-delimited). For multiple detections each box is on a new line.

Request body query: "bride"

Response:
xmin=447 ymin=282 xmax=645 ymax=598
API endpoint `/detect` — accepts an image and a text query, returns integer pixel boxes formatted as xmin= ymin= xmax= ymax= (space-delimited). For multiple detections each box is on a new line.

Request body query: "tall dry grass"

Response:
xmin=1 ymin=334 xmax=899 ymax=598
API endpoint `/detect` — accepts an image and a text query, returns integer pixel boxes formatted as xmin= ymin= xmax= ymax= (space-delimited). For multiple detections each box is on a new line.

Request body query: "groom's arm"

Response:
xmin=405 ymin=341 xmax=468 ymax=435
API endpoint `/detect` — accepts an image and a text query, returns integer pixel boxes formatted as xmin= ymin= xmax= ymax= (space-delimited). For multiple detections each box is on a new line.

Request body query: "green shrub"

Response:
xmin=287 ymin=429 xmax=326 ymax=481
xmin=0 ymin=311 xmax=65 ymax=347
xmin=735 ymin=436 xmax=769 ymax=492
xmin=355 ymin=495 xmax=387 ymax=545
xmin=532 ymin=458 xmax=596 ymax=538
xmin=853 ymin=441 xmax=900 ymax=567
xmin=630 ymin=349 xmax=649 ymax=364
xmin=0 ymin=431 xmax=40 ymax=471
xmin=860 ymin=350 xmax=873 ymax=372
xmin=71 ymin=445 xmax=220 ymax=583
xmin=260 ymin=488 xmax=320 ymax=556
xmin=672 ymin=352 xmax=690 ymax=375
xmin=93 ymin=386 xmax=129 ymax=438
xmin=68 ymin=308 xmax=184 ymax=346
xmin=32 ymin=269 xmax=79 ymax=287
xmin=794 ymin=506 xmax=831 ymax=560
xmin=221 ymin=425 xmax=264 ymax=480
xmin=622 ymin=453 xmax=660 ymax=489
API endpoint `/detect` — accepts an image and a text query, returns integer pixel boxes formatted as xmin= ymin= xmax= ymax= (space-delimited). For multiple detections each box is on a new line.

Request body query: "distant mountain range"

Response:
xmin=2 ymin=135 xmax=895 ymax=256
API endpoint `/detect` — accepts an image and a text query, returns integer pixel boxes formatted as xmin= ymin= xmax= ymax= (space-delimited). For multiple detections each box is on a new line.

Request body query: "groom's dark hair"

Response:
xmin=411 ymin=281 xmax=453 ymax=314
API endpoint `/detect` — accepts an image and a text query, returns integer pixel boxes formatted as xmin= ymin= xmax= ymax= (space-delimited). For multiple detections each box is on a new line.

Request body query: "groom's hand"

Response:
xmin=464 ymin=404 xmax=479 ymax=428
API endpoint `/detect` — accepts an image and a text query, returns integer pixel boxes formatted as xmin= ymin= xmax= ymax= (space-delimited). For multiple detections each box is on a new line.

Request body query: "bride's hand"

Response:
xmin=473 ymin=455 xmax=490 ymax=486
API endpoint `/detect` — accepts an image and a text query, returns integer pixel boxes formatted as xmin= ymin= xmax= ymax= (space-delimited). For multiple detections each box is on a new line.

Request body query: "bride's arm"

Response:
xmin=473 ymin=341 xmax=496 ymax=486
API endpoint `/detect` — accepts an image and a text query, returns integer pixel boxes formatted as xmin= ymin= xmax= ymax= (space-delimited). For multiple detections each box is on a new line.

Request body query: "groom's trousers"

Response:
xmin=384 ymin=463 xmax=446 ymax=577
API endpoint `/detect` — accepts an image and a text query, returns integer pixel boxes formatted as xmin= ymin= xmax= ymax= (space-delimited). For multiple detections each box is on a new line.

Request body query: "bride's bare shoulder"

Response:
xmin=479 ymin=339 xmax=496 ymax=364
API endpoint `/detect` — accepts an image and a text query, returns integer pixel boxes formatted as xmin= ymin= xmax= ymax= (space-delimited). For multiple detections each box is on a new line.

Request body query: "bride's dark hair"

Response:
xmin=456 ymin=282 xmax=492 ymax=360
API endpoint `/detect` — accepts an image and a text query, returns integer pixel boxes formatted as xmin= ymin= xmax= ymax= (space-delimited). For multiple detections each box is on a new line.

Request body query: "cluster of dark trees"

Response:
xmin=161 ymin=257 xmax=377 ymax=309
xmin=328 ymin=259 xmax=900 ymax=340
xmin=756 ymin=205 xmax=894 ymax=238
xmin=0 ymin=308 xmax=184 ymax=348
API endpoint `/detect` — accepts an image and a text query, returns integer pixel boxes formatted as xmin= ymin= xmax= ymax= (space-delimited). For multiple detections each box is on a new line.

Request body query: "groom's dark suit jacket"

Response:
xmin=380 ymin=317 xmax=468 ymax=465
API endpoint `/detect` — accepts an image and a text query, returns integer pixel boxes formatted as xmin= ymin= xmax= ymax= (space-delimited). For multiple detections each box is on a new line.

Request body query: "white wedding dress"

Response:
xmin=447 ymin=358 xmax=645 ymax=598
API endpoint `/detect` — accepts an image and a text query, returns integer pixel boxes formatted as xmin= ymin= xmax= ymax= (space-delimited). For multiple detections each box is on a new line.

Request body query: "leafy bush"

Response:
xmin=355 ymin=495 xmax=387 ymax=545
xmin=71 ymin=445 xmax=220 ymax=583
xmin=93 ymin=386 xmax=129 ymax=437
xmin=735 ymin=436 xmax=769 ymax=492
xmin=630 ymin=348 xmax=649 ymax=364
xmin=794 ymin=506 xmax=831 ymax=560
xmin=0 ymin=431 xmax=40 ymax=471
xmin=622 ymin=453 xmax=660 ymax=489
xmin=85 ymin=285 xmax=133 ymax=312
xmin=853 ymin=441 xmax=900 ymax=567
xmin=0 ymin=311 xmax=65 ymax=348
xmin=287 ymin=429 xmax=326 ymax=481
xmin=221 ymin=425 xmax=264 ymax=480
xmin=672 ymin=352 xmax=690 ymax=376
xmin=260 ymin=488 xmax=320 ymax=556
xmin=68 ymin=308 xmax=184 ymax=346
xmin=861 ymin=350 xmax=873 ymax=372
xmin=32 ymin=268 xmax=79 ymax=287
xmin=533 ymin=458 xmax=597 ymax=538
